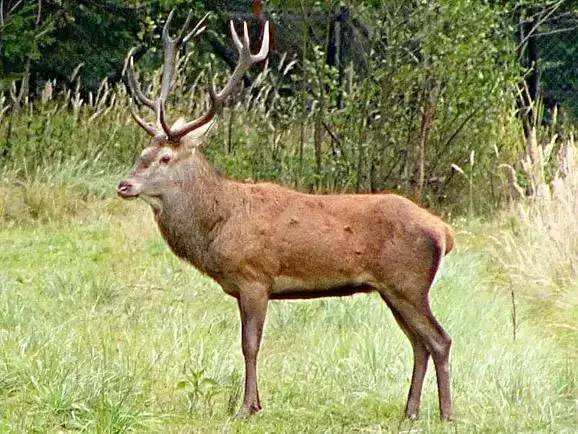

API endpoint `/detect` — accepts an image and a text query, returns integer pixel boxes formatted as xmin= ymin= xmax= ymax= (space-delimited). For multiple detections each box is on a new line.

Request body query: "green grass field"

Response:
xmin=0 ymin=198 xmax=575 ymax=433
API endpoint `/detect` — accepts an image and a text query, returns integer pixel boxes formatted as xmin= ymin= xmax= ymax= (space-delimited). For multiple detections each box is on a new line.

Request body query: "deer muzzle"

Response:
xmin=117 ymin=179 xmax=141 ymax=199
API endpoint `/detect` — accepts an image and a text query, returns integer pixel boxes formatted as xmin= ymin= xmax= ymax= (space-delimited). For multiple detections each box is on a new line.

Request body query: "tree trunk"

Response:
xmin=517 ymin=11 xmax=541 ymax=140
xmin=314 ymin=112 xmax=323 ymax=189
xmin=413 ymin=77 xmax=440 ymax=201
xmin=14 ymin=0 xmax=42 ymax=111
xmin=336 ymin=6 xmax=349 ymax=109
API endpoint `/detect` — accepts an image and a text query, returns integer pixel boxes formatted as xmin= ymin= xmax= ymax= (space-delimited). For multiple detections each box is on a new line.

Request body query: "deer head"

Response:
xmin=117 ymin=10 xmax=269 ymax=205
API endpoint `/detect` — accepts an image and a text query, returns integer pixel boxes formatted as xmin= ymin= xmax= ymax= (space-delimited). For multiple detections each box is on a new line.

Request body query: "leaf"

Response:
xmin=176 ymin=380 xmax=189 ymax=390
xmin=201 ymin=378 xmax=218 ymax=387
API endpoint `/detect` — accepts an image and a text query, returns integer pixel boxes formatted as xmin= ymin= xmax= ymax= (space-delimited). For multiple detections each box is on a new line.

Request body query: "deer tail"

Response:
xmin=444 ymin=224 xmax=455 ymax=255
xmin=427 ymin=224 xmax=454 ymax=287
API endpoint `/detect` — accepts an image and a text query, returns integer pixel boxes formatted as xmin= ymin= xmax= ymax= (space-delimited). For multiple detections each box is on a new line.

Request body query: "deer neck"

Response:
xmin=154 ymin=150 xmax=234 ymax=269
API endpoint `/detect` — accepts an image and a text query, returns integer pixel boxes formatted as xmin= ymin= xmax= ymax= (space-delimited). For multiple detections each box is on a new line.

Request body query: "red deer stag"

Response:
xmin=117 ymin=10 xmax=455 ymax=421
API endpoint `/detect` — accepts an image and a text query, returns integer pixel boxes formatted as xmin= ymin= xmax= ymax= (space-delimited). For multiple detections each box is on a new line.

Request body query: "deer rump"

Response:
xmin=175 ymin=183 xmax=454 ymax=301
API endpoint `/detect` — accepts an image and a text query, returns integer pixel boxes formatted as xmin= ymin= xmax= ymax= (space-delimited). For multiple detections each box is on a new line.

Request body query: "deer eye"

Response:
xmin=160 ymin=155 xmax=171 ymax=164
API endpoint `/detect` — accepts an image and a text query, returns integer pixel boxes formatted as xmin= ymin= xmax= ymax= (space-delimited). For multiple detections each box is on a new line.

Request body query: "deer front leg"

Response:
xmin=236 ymin=288 xmax=269 ymax=418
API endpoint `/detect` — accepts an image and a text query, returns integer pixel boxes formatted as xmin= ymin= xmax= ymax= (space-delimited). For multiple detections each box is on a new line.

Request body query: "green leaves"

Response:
xmin=176 ymin=368 xmax=221 ymax=413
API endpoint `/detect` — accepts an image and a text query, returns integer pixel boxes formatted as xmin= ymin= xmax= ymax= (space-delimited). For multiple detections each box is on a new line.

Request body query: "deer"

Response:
xmin=117 ymin=10 xmax=456 ymax=421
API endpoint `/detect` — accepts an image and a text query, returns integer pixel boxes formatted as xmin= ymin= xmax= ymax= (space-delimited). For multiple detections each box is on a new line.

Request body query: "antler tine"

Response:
xmin=158 ymin=10 xmax=206 ymax=127
xmin=156 ymin=98 xmax=173 ymax=139
xmin=230 ymin=20 xmax=244 ymax=52
xmin=253 ymin=21 xmax=270 ymax=62
xmin=130 ymin=104 xmax=160 ymax=137
xmin=168 ymin=21 xmax=270 ymax=142
xmin=178 ymin=11 xmax=193 ymax=42
xmin=125 ymin=50 xmax=156 ymax=111
xmin=214 ymin=20 xmax=270 ymax=100
xmin=159 ymin=11 xmax=179 ymax=105
xmin=162 ymin=9 xmax=176 ymax=42
xmin=183 ymin=12 xmax=210 ymax=44
xmin=242 ymin=22 xmax=251 ymax=52
xmin=160 ymin=9 xmax=204 ymax=102
xmin=229 ymin=20 xmax=269 ymax=64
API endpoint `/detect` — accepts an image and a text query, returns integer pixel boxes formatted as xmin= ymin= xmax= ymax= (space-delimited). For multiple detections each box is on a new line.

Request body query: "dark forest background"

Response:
xmin=0 ymin=0 xmax=577 ymax=210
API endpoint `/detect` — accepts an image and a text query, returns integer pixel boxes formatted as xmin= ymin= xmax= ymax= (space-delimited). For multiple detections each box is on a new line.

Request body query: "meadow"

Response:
xmin=0 ymin=3 xmax=576 ymax=431
xmin=0 ymin=177 xmax=575 ymax=432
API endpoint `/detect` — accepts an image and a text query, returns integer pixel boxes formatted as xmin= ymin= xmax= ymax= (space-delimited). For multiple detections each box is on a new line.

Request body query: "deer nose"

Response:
xmin=117 ymin=180 xmax=136 ymax=198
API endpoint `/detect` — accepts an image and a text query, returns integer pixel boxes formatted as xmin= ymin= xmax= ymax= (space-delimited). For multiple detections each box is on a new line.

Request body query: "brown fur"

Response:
xmin=151 ymin=151 xmax=453 ymax=293
xmin=162 ymin=158 xmax=451 ymax=297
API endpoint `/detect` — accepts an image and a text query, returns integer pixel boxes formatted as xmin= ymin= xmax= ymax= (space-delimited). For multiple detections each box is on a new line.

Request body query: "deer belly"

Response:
xmin=270 ymin=273 xmax=375 ymax=299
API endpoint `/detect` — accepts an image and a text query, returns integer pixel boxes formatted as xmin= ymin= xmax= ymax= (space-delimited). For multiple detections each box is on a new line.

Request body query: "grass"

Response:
xmin=0 ymin=194 xmax=575 ymax=433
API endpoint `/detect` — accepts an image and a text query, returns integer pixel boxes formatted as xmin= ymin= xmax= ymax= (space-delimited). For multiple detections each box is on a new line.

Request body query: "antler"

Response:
xmin=125 ymin=10 xmax=269 ymax=144
xmin=159 ymin=9 xmax=208 ymax=104
xmin=167 ymin=20 xmax=269 ymax=142
xmin=125 ymin=10 xmax=208 ymax=138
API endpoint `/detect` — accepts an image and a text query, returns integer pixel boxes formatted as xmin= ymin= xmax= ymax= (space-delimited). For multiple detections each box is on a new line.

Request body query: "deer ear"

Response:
xmin=170 ymin=117 xmax=215 ymax=148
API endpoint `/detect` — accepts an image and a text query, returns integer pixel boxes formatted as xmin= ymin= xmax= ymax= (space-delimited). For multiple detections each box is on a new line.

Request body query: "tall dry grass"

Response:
xmin=494 ymin=131 xmax=577 ymax=348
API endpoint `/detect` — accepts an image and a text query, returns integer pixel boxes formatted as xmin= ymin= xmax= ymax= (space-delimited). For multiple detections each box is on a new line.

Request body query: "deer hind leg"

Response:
xmin=236 ymin=288 xmax=269 ymax=418
xmin=381 ymin=294 xmax=430 ymax=419
xmin=381 ymin=289 xmax=453 ymax=421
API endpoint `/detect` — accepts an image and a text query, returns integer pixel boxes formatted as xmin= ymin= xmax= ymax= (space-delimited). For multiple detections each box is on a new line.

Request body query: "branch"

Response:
xmin=0 ymin=0 xmax=24 ymax=29
xmin=534 ymin=25 xmax=578 ymax=37
xmin=322 ymin=120 xmax=343 ymax=149
xmin=517 ymin=0 xmax=564 ymax=49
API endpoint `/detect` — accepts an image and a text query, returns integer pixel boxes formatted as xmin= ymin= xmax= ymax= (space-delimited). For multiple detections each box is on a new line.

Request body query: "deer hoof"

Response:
xmin=440 ymin=414 xmax=454 ymax=423
xmin=235 ymin=402 xmax=262 ymax=419
xmin=406 ymin=411 xmax=419 ymax=421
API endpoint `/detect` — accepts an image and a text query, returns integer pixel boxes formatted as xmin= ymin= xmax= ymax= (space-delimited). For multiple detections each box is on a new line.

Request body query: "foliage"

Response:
xmin=0 ymin=1 xmax=530 ymax=210
xmin=1 ymin=1 xmax=132 ymax=91
xmin=0 ymin=1 xmax=52 ymax=87
xmin=537 ymin=20 xmax=578 ymax=118
xmin=309 ymin=0 xmax=520 ymax=200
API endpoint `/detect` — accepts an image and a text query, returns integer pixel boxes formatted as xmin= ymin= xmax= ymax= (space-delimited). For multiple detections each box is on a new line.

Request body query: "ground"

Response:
xmin=0 ymin=200 xmax=575 ymax=433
